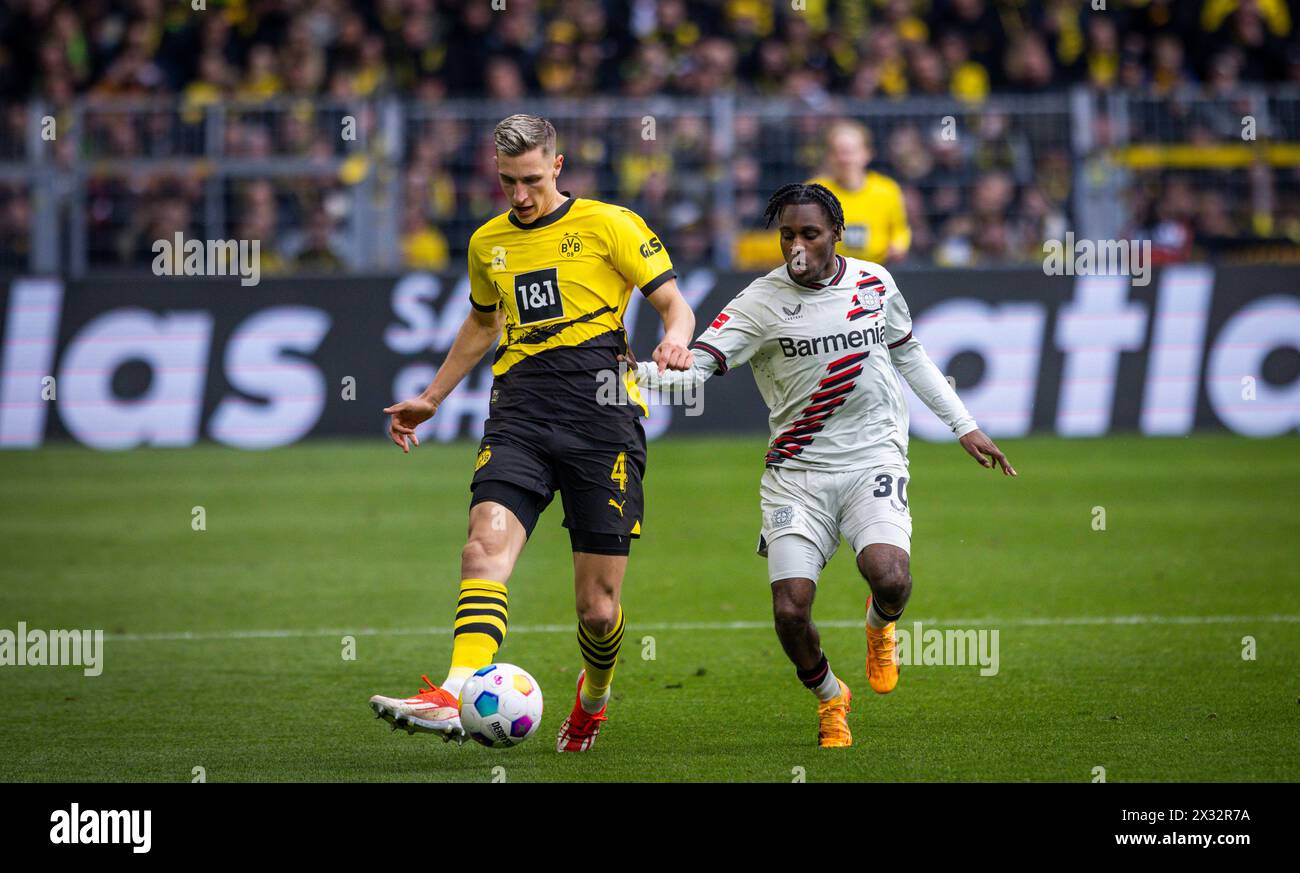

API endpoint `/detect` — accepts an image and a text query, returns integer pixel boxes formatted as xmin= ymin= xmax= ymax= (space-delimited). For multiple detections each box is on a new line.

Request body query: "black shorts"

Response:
xmin=469 ymin=417 xmax=646 ymax=554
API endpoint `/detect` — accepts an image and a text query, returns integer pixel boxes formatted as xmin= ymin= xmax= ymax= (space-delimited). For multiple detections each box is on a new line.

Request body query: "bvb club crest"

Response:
xmin=559 ymin=233 xmax=583 ymax=258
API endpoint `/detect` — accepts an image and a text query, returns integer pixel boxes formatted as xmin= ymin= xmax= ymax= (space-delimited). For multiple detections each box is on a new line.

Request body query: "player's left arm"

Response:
xmin=644 ymin=278 xmax=694 ymax=372
xmin=882 ymin=272 xmax=1016 ymax=476
xmin=605 ymin=207 xmax=693 ymax=371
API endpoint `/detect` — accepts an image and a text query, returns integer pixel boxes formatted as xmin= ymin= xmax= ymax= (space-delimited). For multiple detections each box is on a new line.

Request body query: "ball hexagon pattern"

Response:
xmin=458 ymin=663 xmax=544 ymax=748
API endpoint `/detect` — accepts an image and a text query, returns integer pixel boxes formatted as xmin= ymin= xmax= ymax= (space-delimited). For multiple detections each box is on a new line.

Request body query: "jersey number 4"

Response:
xmin=514 ymin=267 xmax=565 ymax=324
xmin=610 ymin=452 xmax=628 ymax=492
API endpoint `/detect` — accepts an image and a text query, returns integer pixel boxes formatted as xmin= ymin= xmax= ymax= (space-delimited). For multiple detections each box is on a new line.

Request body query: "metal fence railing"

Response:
xmin=0 ymin=88 xmax=1297 ymax=276
xmin=1075 ymin=87 xmax=1300 ymax=258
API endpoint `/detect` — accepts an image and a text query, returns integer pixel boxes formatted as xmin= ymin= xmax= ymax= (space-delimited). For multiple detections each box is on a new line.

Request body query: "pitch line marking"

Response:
xmin=103 ymin=614 xmax=1300 ymax=643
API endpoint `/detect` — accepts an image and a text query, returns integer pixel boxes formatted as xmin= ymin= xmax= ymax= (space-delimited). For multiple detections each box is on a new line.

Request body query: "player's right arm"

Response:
xmin=384 ymin=231 xmax=505 ymax=453
xmin=633 ymin=286 xmax=768 ymax=391
xmin=384 ymin=307 xmax=502 ymax=453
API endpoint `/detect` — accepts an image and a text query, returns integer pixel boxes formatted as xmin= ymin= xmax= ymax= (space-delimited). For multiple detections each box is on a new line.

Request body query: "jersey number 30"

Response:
xmin=872 ymin=473 xmax=908 ymax=511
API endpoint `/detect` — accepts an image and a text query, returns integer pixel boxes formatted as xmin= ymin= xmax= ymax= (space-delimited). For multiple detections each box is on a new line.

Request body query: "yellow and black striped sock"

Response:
xmin=577 ymin=607 xmax=625 ymax=709
xmin=445 ymin=579 xmax=508 ymax=696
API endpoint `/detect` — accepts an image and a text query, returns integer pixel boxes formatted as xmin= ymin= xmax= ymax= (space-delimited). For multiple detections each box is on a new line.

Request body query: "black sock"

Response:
xmin=796 ymin=653 xmax=830 ymax=689
xmin=869 ymin=598 xmax=903 ymax=627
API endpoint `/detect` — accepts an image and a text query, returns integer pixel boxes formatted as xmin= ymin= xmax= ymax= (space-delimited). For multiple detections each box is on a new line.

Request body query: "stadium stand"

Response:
xmin=0 ymin=0 xmax=1296 ymax=272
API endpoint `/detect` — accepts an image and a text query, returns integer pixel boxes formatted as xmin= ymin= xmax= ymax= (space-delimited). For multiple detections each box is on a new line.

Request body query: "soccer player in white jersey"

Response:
xmin=635 ymin=183 xmax=1016 ymax=747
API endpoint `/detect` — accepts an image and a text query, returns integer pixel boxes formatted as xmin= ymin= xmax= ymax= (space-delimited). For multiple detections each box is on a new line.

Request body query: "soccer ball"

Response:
xmin=459 ymin=663 xmax=544 ymax=748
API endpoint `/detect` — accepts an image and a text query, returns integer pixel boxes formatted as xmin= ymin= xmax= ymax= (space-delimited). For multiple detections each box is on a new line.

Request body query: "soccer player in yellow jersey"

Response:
xmin=369 ymin=115 xmax=695 ymax=752
xmin=809 ymin=120 xmax=911 ymax=264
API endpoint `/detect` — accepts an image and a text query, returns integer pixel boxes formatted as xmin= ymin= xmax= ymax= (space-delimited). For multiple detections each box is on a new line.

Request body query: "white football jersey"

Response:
xmin=642 ymin=255 xmax=975 ymax=471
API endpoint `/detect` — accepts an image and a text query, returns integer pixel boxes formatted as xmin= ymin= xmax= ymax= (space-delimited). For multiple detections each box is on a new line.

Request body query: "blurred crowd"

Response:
xmin=0 ymin=0 xmax=1297 ymax=270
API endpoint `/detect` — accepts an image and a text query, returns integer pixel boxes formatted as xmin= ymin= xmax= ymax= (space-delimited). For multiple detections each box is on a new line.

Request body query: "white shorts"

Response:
xmin=758 ymin=465 xmax=912 ymax=584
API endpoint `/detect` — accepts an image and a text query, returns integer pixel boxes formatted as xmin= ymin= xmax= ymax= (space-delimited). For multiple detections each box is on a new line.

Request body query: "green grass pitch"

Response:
xmin=0 ymin=434 xmax=1296 ymax=782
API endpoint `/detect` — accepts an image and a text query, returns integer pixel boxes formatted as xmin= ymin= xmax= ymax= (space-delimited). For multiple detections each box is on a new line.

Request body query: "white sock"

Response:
xmin=441 ymin=670 xmax=470 ymax=701
xmin=867 ymin=599 xmax=901 ymax=629
xmin=813 ymin=667 xmax=841 ymax=702
xmin=579 ymin=688 xmax=610 ymax=715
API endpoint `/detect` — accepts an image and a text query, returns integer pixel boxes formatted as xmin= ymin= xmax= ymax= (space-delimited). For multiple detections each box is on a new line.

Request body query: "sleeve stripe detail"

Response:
xmin=639 ymin=268 xmax=676 ymax=296
xmin=887 ymin=330 xmax=913 ymax=349
xmin=690 ymin=340 xmax=728 ymax=375
xmin=470 ymin=297 xmax=499 ymax=313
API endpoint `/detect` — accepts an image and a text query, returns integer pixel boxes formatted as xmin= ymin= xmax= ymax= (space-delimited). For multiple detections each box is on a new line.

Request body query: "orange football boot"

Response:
xmin=818 ymin=679 xmax=853 ymax=748
xmin=865 ymin=595 xmax=900 ymax=693
xmin=369 ymin=674 xmax=465 ymax=742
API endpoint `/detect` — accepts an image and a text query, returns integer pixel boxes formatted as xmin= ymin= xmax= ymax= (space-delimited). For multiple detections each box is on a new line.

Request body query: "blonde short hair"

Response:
xmin=494 ymin=114 xmax=557 ymax=157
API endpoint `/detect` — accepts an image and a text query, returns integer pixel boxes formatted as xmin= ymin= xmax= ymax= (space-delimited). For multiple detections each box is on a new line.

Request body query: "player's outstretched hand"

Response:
xmin=958 ymin=429 xmax=1017 ymax=477
xmin=382 ymin=396 xmax=436 ymax=453
xmin=652 ymin=337 xmax=692 ymax=372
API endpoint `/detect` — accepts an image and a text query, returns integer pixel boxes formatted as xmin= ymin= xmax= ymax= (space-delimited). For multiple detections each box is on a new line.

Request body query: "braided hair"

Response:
xmin=762 ymin=183 xmax=845 ymax=236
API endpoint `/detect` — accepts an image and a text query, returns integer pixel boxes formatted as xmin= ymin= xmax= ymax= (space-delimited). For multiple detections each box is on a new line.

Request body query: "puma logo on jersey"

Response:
xmin=608 ymin=498 xmax=626 ymax=516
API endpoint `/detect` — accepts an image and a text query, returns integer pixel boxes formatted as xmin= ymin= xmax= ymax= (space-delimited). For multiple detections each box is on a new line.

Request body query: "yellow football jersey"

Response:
xmin=808 ymin=172 xmax=911 ymax=263
xmin=467 ymin=196 xmax=675 ymax=420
